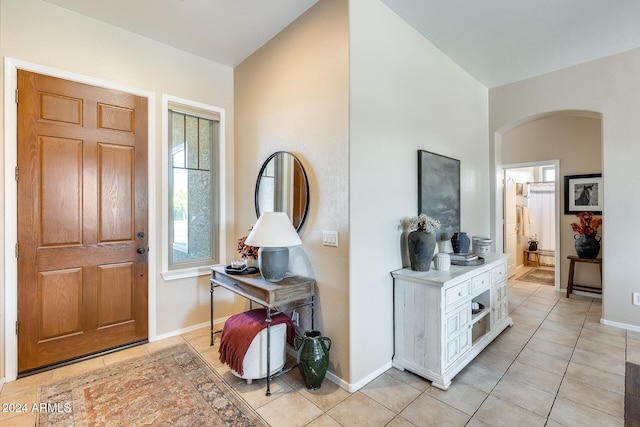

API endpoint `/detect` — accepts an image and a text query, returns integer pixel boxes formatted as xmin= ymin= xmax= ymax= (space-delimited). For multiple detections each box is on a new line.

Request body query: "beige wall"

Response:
xmin=1 ymin=0 xmax=236 ymax=381
xmin=490 ymin=48 xmax=640 ymax=330
xmin=6 ymin=0 xmax=630 ymax=394
xmin=234 ymin=0 xmax=351 ymax=382
xmin=502 ymin=115 xmax=603 ymax=288
xmin=235 ymin=0 xmax=492 ymax=390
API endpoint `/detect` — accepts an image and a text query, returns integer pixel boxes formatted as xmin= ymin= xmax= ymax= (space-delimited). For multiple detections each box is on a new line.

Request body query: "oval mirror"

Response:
xmin=255 ymin=151 xmax=309 ymax=231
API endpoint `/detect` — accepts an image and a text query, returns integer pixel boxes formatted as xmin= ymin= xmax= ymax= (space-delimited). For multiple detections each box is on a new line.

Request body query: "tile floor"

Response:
xmin=1 ymin=267 xmax=638 ymax=426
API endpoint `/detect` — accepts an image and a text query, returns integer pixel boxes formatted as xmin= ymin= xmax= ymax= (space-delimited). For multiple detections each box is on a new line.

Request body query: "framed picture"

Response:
xmin=564 ymin=173 xmax=603 ymax=214
xmin=418 ymin=150 xmax=460 ymax=241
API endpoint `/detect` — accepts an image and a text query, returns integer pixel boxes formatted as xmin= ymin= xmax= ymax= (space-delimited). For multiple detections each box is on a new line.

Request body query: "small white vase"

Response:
xmin=245 ymin=257 xmax=258 ymax=268
xmin=433 ymin=253 xmax=451 ymax=271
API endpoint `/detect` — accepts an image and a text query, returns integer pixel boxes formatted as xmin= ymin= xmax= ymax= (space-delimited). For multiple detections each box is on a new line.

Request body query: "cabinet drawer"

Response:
xmin=212 ymin=272 xmax=269 ymax=303
xmin=471 ymin=271 xmax=491 ymax=294
xmin=445 ymin=281 xmax=470 ymax=310
xmin=492 ymin=263 xmax=507 ymax=284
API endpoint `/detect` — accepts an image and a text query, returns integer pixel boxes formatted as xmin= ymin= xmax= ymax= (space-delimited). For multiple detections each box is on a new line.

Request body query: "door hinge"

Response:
xmin=15 ymin=243 xmax=18 ymax=258
xmin=15 ymin=320 xmax=18 ymax=336
xmin=15 ymin=166 xmax=19 ymax=181
xmin=15 ymin=88 xmax=18 ymax=104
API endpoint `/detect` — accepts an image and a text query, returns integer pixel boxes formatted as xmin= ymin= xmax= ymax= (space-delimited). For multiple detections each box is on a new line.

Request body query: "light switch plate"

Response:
xmin=633 ymin=292 xmax=640 ymax=306
xmin=322 ymin=231 xmax=338 ymax=247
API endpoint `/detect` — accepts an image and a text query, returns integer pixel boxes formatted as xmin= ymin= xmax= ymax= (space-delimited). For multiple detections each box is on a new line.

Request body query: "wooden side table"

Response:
xmin=566 ymin=256 xmax=602 ymax=298
xmin=210 ymin=266 xmax=316 ymax=395
xmin=523 ymin=250 xmax=540 ymax=267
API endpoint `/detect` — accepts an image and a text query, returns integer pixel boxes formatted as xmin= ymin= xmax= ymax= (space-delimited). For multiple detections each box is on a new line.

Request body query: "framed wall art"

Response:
xmin=564 ymin=173 xmax=603 ymax=214
xmin=418 ymin=150 xmax=460 ymax=241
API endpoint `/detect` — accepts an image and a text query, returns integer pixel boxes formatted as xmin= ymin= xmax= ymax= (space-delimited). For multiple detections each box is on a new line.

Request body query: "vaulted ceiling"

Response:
xmin=44 ymin=0 xmax=640 ymax=87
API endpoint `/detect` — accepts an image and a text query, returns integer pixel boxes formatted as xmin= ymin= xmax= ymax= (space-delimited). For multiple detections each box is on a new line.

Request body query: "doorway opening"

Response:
xmin=503 ymin=161 xmax=560 ymax=290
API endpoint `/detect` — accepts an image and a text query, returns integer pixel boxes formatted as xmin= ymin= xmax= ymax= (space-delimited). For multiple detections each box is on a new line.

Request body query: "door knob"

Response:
xmin=137 ymin=247 xmax=146 ymax=254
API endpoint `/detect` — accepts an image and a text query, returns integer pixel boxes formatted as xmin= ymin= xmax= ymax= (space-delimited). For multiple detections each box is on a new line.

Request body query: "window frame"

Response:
xmin=161 ymin=95 xmax=226 ymax=280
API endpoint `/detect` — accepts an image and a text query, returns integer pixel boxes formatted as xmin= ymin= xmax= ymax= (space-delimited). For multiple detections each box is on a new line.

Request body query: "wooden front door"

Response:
xmin=17 ymin=70 xmax=148 ymax=373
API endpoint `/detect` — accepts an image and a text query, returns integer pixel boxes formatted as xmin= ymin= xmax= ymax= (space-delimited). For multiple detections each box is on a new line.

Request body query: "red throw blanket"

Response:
xmin=218 ymin=308 xmax=295 ymax=376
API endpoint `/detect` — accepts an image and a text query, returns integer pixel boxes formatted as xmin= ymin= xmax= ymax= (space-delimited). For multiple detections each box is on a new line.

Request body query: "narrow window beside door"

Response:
xmin=168 ymin=107 xmax=220 ymax=270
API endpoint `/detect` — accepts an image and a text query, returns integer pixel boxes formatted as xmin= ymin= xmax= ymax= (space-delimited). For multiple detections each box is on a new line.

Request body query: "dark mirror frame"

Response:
xmin=254 ymin=151 xmax=310 ymax=231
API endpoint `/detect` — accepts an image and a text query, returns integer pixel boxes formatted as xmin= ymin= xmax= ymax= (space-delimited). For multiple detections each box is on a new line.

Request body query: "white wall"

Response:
xmin=235 ymin=0 xmax=491 ymax=390
xmin=490 ymin=48 xmax=640 ymax=330
xmin=1 ymin=0 xmax=235 ymax=380
xmin=348 ymin=0 xmax=490 ymax=387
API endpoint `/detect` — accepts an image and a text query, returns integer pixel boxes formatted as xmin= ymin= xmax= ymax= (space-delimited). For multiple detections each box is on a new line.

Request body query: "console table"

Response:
xmin=210 ymin=266 xmax=315 ymax=395
xmin=391 ymin=254 xmax=512 ymax=390
xmin=566 ymin=256 xmax=602 ymax=298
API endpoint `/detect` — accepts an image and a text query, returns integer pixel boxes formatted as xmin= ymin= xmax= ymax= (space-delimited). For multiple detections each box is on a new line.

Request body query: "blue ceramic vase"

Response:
xmin=451 ymin=232 xmax=471 ymax=254
xmin=574 ymin=234 xmax=600 ymax=259
xmin=407 ymin=229 xmax=437 ymax=271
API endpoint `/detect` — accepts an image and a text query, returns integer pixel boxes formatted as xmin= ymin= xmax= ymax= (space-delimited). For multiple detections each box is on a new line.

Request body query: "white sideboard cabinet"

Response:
xmin=390 ymin=253 xmax=512 ymax=390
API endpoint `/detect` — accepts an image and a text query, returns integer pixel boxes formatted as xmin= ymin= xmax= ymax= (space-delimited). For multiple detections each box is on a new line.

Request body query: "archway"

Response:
xmin=494 ymin=110 xmax=603 ymax=295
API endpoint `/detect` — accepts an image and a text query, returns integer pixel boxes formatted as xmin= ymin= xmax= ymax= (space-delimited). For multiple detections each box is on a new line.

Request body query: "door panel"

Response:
xmin=99 ymin=143 xmax=134 ymax=242
xmin=97 ymin=263 xmax=134 ymax=328
xmin=40 ymin=137 xmax=83 ymax=246
xmin=39 ymin=269 xmax=83 ymax=340
xmin=17 ymin=70 xmax=148 ymax=373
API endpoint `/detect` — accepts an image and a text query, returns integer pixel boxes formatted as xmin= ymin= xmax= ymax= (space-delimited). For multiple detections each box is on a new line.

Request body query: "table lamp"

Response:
xmin=244 ymin=211 xmax=302 ymax=281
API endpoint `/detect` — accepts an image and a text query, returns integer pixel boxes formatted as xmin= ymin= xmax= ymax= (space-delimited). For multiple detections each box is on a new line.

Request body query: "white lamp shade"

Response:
xmin=244 ymin=212 xmax=302 ymax=247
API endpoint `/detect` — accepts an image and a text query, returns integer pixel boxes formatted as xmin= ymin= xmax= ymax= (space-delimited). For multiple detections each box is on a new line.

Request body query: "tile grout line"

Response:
xmin=464 ymin=280 xmax=566 ymax=425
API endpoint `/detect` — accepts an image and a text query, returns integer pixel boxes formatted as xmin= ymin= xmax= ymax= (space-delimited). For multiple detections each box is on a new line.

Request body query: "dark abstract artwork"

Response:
xmin=418 ymin=150 xmax=460 ymax=241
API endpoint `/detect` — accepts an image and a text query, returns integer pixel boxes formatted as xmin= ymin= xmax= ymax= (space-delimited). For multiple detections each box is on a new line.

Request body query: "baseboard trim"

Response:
xmin=156 ymin=320 xmax=393 ymax=394
xmin=285 ymin=352 xmax=390 ymax=393
xmin=341 ymin=361 xmax=393 ymax=393
xmin=153 ymin=318 xmax=228 ymax=342
xmin=601 ymin=318 xmax=640 ymax=333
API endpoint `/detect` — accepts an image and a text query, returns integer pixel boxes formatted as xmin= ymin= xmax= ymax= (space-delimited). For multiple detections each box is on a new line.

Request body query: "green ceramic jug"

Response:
xmin=294 ymin=330 xmax=331 ymax=390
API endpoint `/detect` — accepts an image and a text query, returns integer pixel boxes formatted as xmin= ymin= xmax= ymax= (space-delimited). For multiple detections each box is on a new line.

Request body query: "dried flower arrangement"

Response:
xmin=570 ymin=212 xmax=602 ymax=236
xmin=405 ymin=213 xmax=441 ymax=233
xmin=237 ymin=229 xmax=259 ymax=259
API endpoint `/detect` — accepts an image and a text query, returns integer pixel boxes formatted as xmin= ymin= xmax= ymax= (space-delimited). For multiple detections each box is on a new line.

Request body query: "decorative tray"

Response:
xmin=224 ymin=265 xmax=259 ymax=275
xmin=451 ymin=257 xmax=485 ymax=266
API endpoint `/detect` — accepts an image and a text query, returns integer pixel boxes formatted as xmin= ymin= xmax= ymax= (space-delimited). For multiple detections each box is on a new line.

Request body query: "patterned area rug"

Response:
xmin=518 ymin=268 xmax=555 ymax=286
xmin=36 ymin=343 xmax=267 ymax=426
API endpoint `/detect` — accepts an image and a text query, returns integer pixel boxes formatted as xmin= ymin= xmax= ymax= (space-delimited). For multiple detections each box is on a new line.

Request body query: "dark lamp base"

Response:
xmin=258 ymin=247 xmax=289 ymax=282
